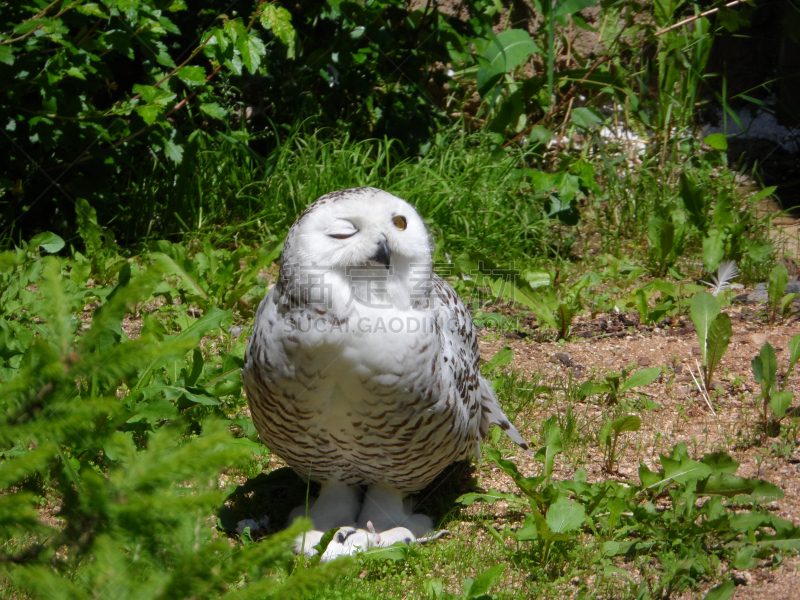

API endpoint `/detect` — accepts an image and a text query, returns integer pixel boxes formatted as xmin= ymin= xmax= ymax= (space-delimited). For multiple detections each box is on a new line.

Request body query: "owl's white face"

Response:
xmin=281 ymin=188 xmax=433 ymax=317
xmin=289 ymin=188 xmax=432 ymax=272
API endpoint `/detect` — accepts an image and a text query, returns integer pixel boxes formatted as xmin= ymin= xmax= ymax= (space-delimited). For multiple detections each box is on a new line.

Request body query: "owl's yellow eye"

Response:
xmin=392 ymin=215 xmax=407 ymax=231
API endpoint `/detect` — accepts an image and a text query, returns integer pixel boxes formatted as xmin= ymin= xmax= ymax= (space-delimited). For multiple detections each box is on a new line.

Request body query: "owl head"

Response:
xmin=284 ymin=187 xmax=431 ymax=270
xmin=279 ymin=188 xmax=434 ymax=313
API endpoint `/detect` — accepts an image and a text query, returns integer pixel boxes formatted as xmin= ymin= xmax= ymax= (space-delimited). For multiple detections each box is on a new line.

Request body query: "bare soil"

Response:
xmin=475 ymin=301 xmax=800 ymax=600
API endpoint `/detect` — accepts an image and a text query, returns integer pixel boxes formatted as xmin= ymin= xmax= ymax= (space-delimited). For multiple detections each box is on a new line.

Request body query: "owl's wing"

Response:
xmin=432 ymin=274 xmax=529 ymax=452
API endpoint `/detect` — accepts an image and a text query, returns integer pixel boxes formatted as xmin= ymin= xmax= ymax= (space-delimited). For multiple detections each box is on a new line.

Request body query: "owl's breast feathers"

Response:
xmin=242 ymin=272 xmax=527 ymax=492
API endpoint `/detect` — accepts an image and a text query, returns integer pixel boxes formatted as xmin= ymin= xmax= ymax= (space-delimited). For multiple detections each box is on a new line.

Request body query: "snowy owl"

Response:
xmin=242 ymin=187 xmax=528 ymax=560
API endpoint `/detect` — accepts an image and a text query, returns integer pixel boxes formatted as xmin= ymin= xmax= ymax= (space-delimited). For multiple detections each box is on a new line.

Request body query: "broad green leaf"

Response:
xmin=456 ymin=490 xmax=526 ymax=506
xmin=780 ymin=292 xmax=799 ymax=317
xmin=713 ymin=192 xmax=734 ymax=229
xmin=768 ymin=263 xmax=788 ymax=307
xmin=236 ymin=33 xmax=266 ymax=74
xmin=199 ymin=102 xmax=228 ymax=119
xmin=515 ymin=513 xmax=539 ymax=541
xmin=553 ymin=0 xmax=598 ymax=17
xmin=707 ymin=578 xmax=737 ymax=600
xmin=176 ymin=66 xmax=206 ymax=82
xmin=705 ymin=313 xmax=732 ymax=382
xmin=259 ymin=4 xmax=296 ymax=58
xmin=137 ymin=104 xmax=162 ymax=125
xmin=751 ymin=186 xmax=777 ymax=202
xmin=703 ymin=133 xmax=728 ymax=150
xmin=690 ymin=291 xmax=720 ymax=364
xmin=0 ymin=46 xmax=14 ymax=66
xmin=468 ymin=564 xmax=507 ymax=598
xmin=29 ymin=232 xmax=65 ymax=254
xmin=482 ymin=345 xmax=513 ymax=375
xmin=638 ymin=462 xmax=661 ymax=488
xmin=746 ymin=241 xmax=772 ymax=262
xmin=787 ymin=334 xmax=800 ymax=375
xmin=702 ymin=229 xmax=725 ymax=272
xmin=619 ymin=367 xmax=660 ymax=393
xmin=648 ymin=216 xmax=674 ymax=262
xmin=524 ymin=270 xmax=551 ymax=289
xmin=535 ymin=416 xmax=563 ymax=481
xmin=476 ymin=29 xmax=540 ymax=95
xmin=695 ymin=474 xmax=781 ymax=499
xmin=610 ymin=414 xmax=641 ymax=434
xmin=312 ymin=527 xmax=338 ymax=558
xmin=700 ymin=452 xmax=739 ymax=475
xmin=770 ymin=390 xmax=793 ymax=418
xmin=759 ymin=342 xmax=778 ymax=392
xmin=680 ymin=173 xmax=705 ymax=229
xmin=752 ymin=355 xmax=763 ymax=384
xmin=163 ymin=137 xmax=184 ymax=164
xmin=579 ymin=380 xmax=610 ymax=398
xmin=545 ymin=496 xmax=585 ymax=533
xmin=571 ymin=107 xmax=604 ymax=129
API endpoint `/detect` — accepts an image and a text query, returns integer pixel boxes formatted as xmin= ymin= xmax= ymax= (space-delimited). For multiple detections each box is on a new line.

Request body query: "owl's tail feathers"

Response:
xmin=479 ymin=385 xmax=530 ymax=453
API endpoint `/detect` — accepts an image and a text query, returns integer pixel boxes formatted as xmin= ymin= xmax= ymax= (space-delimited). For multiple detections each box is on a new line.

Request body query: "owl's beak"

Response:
xmin=370 ymin=236 xmax=391 ymax=268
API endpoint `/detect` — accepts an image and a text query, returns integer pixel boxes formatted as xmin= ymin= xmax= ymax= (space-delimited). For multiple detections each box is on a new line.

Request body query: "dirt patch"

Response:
xmin=475 ymin=302 xmax=800 ymax=599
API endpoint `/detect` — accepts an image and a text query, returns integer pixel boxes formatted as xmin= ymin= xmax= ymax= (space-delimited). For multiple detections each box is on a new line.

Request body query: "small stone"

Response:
xmin=637 ymin=357 xmax=651 ymax=367
xmin=691 ymin=347 xmax=701 ymax=356
xmin=554 ymin=352 xmax=575 ymax=367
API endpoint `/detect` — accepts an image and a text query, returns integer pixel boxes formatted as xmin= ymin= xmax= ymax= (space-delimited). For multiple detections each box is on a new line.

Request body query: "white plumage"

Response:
xmin=242 ymin=187 xmax=527 ymax=559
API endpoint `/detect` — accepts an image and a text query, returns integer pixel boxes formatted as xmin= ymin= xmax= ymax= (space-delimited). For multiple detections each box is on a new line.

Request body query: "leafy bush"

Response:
xmin=0 ymin=249 xmax=343 ymax=598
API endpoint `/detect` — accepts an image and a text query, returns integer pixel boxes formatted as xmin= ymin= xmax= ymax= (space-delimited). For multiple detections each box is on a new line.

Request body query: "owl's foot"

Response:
xmin=290 ymin=481 xmax=440 ymax=561
xmin=357 ymin=482 xmax=434 ymax=539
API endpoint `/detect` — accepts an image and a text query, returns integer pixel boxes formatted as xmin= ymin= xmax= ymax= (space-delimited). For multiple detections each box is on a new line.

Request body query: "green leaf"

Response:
xmin=759 ymin=342 xmax=778 ymax=392
xmin=751 ymin=186 xmax=777 ymax=202
xmin=619 ymin=368 xmax=660 ymax=393
xmin=468 ymin=564 xmax=506 ymax=598
xmin=456 ymin=490 xmax=526 ymax=506
xmin=705 ymin=313 xmax=732 ymax=383
xmin=176 ymin=66 xmax=206 ymax=82
xmin=746 ymin=241 xmax=772 ymax=262
xmin=553 ymin=0 xmax=598 ymax=17
xmin=713 ymin=193 xmax=734 ymax=229
xmin=259 ymin=4 xmax=296 ymax=58
xmin=199 ymin=102 xmax=228 ymax=119
xmin=787 ymin=334 xmax=800 ymax=376
xmin=770 ymin=390 xmax=793 ymax=419
xmin=482 ymin=345 xmax=514 ymax=375
xmin=680 ymin=173 xmax=705 ymax=229
xmin=571 ymin=107 xmax=604 ymax=129
xmin=768 ymin=263 xmax=789 ymax=308
xmin=524 ymin=270 xmax=551 ymax=289
xmin=695 ymin=474 xmax=782 ymax=499
xmin=690 ymin=291 xmax=721 ymax=365
xmin=700 ymin=452 xmax=739 ymax=475
xmin=545 ymin=496 xmax=585 ymax=533
xmin=751 ymin=360 xmax=764 ymax=402
xmin=610 ymin=414 xmax=641 ymax=434
xmin=29 ymin=232 xmax=65 ymax=254
xmin=534 ymin=416 xmax=563 ymax=481
xmin=235 ymin=32 xmax=266 ymax=74
xmin=163 ymin=137 xmax=184 ymax=164
xmin=579 ymin=380 xmax=610 ymax=398
xmin=477 ymin=29 xmax=541 ymax=95
xmin=137 ymin=104 xmax=162 ymax=125
xmin=704 ymin=578 xmax=736 ymax=600
xmin=702 ymin=229 xmax=725 ymax=272
xmin=312 ymin=528 xmax=338 ymax=558
xmin=703 ymin=133 xmax=728 ymax=150
xmin=0 ymin=46 xmax=14 ymax=66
